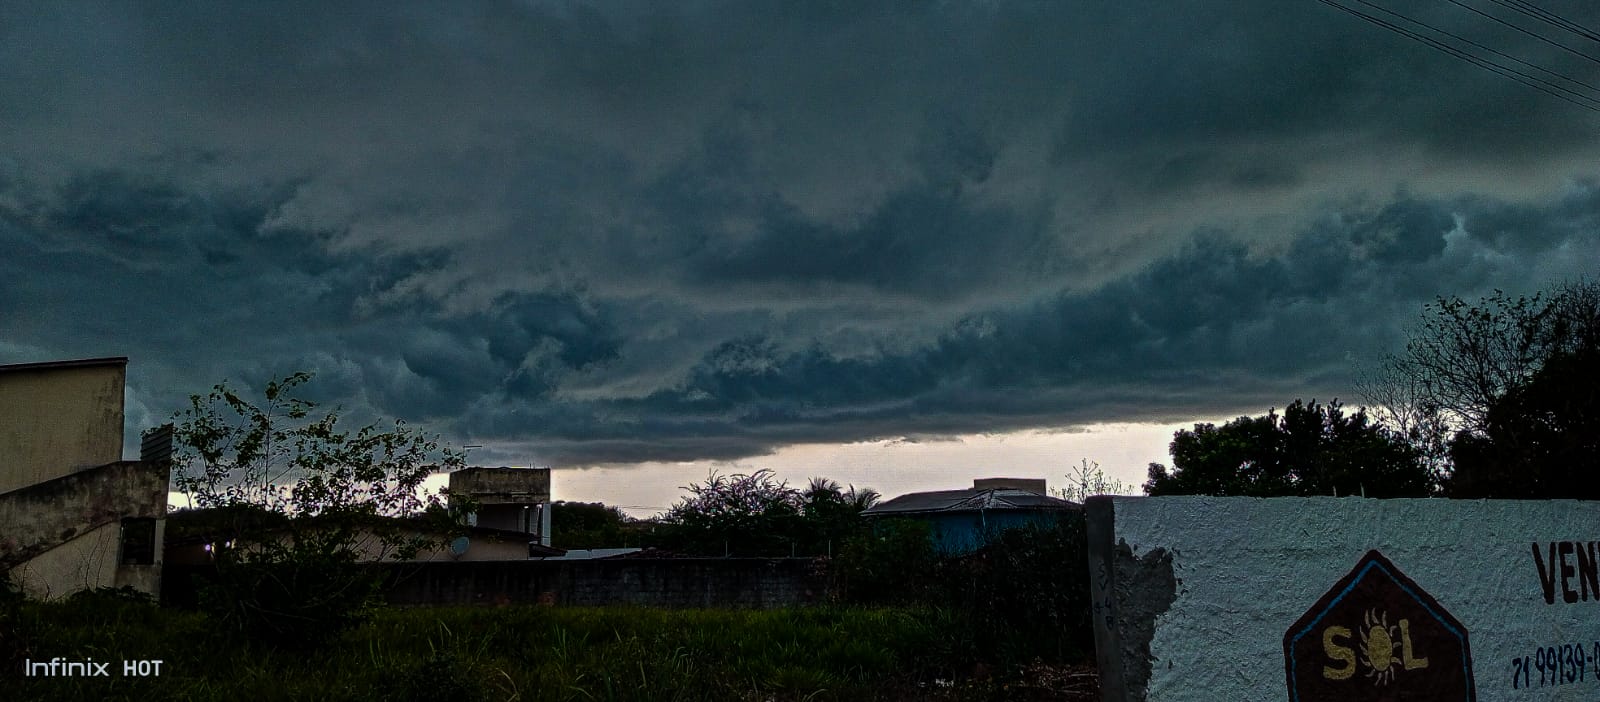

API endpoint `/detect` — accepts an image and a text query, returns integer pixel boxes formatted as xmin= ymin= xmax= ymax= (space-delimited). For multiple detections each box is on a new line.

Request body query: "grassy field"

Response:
xmin=3 ymin=594 xmax=1096 ymax=701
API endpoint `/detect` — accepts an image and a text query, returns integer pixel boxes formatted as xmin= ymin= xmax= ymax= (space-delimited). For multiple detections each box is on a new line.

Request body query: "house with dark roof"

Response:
xmin=861 ymin=477 xmax=1079 ymax=554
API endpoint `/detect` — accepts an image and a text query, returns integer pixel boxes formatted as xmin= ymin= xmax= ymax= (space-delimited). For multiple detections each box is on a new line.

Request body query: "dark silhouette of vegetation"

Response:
xmin=650 ymin=470 xmax=1094 ymax=666
xmin=833 ymin=513 xmax=1094 ymax=666
xmin=655 ymin=469 xmax=803 ymax=556
xmin=1056 ymin=458 xmax=1128 ymax=503
xmin=798 ymin=476 xmax=882 ymax=556
xmin=1447 ymin=347 xmax=1600 ymax=498
xmin=549 ymin=501 xmax=633 ymax=549
xmin=832 ymin=518 xmax=941 ymax=605
xmin=1144 ymin=399 xmax=1431 ymax=497
xmin=169 ymin=371 xmax=466 ymax=648
xmin=654 ymin=470 xmax=879 ymax=557
xmin=941 ymin=514 xmax=1094 ymax=665
xmin=1376 ymin=281 xmax=1600 ymax=434
xmin=1366 ymin=279 xmax=1600 ymax=497
xmin=11 ymin=598 xmax=1084 ymax=701
xmin=0 ymin=572 xmax=26 ymax=674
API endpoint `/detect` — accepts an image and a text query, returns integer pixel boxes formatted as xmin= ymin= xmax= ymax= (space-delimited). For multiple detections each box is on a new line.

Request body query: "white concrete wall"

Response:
xmin=8 ymin=522 xmax=122 ymax=599
xmin=1100 ymin=496 xmax=1600 ymax=701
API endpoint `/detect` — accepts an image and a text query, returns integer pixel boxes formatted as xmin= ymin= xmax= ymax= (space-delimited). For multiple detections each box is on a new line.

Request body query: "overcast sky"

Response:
xmin=5 ymin=2 xmax=1598 ymax=511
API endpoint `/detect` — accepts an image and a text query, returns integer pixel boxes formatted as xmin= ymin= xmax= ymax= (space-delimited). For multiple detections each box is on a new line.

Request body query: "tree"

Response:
xmin=170 ymin=372 xmax=465 ymax=646
xmin=658 ymin=469 xmax=804 ymax=556
xmin=1446 ymin=347 xmax=1600 ymax=498
xmin=1367 ymin=280 xmax=1600 ymax=480
xmin=655 ymin=471 xmax=880 ymax=557
xmin=1364 ymin=279 xmax=1600 ymax=496
xmin=1056 ymin=458 xmax=1129 ymax=503
xmin=799 ymin=477 xmax=880 ymax=556
xmin=550 ymin=501 xmax=631 ymax=549
xmin=1355 ymin=360 xmax=1456 ymax=486
xmin=1143 ymin=399 xmax=1431 ymax=498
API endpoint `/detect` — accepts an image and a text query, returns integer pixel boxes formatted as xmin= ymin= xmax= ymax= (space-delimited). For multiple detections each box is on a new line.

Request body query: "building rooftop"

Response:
xmin=862 ymin=485 xmax=1079 ymax=516
xmin=446 ymin=466 xmax=551 ymax=504
xmin=0 ymin=357 xmax=128 ymax=374
xmin=538 ymin=548 xmax=644 ymax=561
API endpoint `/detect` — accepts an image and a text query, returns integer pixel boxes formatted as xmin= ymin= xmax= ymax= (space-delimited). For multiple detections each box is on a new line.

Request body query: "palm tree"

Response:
xmin=804 ymin=476 xmax=842 ymax=503
xmin=845 ymin=485 xmax=880 ymax=511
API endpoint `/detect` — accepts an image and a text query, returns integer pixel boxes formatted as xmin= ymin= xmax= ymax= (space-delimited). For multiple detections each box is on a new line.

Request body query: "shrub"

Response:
xmin=0 ymin=572 xmax=31 ymax=672
xmin=941 ymin=513 xmax=1094 ymax=665
xmin=832 ymin=518 xmax=940 ymax=605
xmin=66 ymin=585 xmax=158 ymax=607
xmin=833 ymin=513 xmax=1095 ymax=668
xmin=198 ymin=530 xmax=384 ymax=648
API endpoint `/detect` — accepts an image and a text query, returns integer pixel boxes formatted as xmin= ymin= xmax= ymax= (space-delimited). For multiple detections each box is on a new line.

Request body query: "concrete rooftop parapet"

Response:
xmin=447 ymin=466 xmax=552 ymax=506
xmin=0 ymin=460 xmax=169 ymax=571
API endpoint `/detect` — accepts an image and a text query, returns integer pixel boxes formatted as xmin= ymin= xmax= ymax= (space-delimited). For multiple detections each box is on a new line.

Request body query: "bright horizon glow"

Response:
xmin=165 ymin=420 xmax=1226 ymax=520
xmin=547 ymin=421 xmax=1206 ymax=518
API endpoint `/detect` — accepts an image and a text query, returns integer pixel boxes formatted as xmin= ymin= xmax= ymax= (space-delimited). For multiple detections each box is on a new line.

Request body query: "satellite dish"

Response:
xmin=449 ymin=536 xmax=470 ymax=558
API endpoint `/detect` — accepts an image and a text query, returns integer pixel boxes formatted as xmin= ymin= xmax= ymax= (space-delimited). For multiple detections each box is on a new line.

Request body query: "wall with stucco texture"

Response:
xmin=0 ymin=362 xmax=126 ymax=495
xmin=9 ymin=522 xmax=121 ymax=599
xmin=447 ymin=467 xmax=551 ymax=506
xmin=1088 ymin=496 xmax=1600 ymax=702
xmin=0 ymin=460 xmax=170 ymax=567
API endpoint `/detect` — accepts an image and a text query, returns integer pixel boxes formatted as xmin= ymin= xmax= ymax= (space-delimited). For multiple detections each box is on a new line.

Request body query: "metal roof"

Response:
xmin=862 ymin=487 xmax=1080 ymax=516
xmin=0 ymin=357 xmax=128 ymax=374
xmin=538 ymin=548 xmax=644 ymax=561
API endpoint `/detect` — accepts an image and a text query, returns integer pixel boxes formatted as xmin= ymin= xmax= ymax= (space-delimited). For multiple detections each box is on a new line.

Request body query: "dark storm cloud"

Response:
xmin=3 ymin=1 xmax=1599 ymax=464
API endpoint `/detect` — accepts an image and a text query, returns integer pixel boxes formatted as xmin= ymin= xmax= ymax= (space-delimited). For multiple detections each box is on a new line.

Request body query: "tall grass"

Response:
xmin=4 ymin=595 xmax=1013 ymax=702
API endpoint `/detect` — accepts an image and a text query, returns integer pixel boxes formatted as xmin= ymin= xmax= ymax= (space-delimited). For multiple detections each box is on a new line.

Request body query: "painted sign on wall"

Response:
xmin=1085 ymin=496 xmax=1600 ymax=702
xmin=1283 ymin=550 xmax=1473 ymax=700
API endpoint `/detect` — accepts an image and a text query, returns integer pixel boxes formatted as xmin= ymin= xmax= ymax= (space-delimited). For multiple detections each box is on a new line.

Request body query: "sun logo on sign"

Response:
xmin=1360 ymin=608 xmax=1401 ymax=685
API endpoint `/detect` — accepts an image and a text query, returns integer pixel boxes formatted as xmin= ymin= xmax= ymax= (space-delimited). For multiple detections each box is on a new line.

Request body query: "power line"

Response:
xmin=1354 ymin=0 xmax=1600 ymax=95
xmin=1316 ymin=0 xmax=1600 ymax=113
xmin=1487 ymin=0 xmax=1600 ymax=46
xmin=1438 ymin=0 xmax=1600 ymax=66
xmin=1319 ymin=0 xmax=1600 ymax=109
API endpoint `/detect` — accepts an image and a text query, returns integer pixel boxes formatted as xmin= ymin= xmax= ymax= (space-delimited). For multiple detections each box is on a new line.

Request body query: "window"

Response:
xmin=120 ymin=518 xmax=156 ymax=566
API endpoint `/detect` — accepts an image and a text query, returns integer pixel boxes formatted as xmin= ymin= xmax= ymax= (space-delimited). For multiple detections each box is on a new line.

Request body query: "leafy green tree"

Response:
xmin=170 ymin=372 xmax=465 ymax=647
xmin=1447 ymin=347 xmax=1600 ymax=498
xmin=550 ymin=501 xmax=632 ymax=549
xmin=1144 ymin=399 xmax=1431 ymax=497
